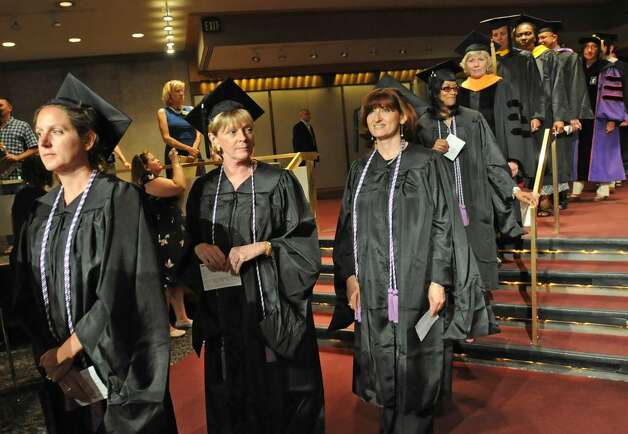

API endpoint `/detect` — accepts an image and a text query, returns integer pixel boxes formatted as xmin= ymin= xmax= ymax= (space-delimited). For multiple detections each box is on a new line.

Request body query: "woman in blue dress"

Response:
xmin=157 ymin=80 xmax=203 ymax=177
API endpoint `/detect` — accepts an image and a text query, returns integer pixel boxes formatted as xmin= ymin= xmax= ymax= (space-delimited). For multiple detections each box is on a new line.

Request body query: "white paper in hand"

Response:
xmin=200 ymin=264 xmax=242 ymax=291
xmin=415 ymin=310 xmax=439 ymax=342
xmin=74 ymin=366 xmax=108 ymax=407
xmin=522 ymin=204 xmax=532 ymax=227
xmin=444 ymin=133 xmax=466 ymax=161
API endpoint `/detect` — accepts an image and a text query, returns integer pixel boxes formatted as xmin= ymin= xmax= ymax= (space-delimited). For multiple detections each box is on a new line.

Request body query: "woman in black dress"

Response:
xmin=330 ymin=86 xmax=498 ymax=434
xmin=12 ymin=73 xmax=177 ymax=433
xmin=132 ymin=147 xmax=193 ymax=337
xmin=184 ymin=78 xmax=324 ymax=434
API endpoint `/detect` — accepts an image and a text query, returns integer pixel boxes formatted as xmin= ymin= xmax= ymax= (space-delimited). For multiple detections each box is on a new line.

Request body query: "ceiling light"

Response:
xmin=340 ymin=51 xmax=348 ymax=58
xmin=2 ymin=41 xmax=16 ymax=47
xmin=309 ymin=52 xmax=318 ymax=59
xmin=131 ymin=33 xmax=144 ymax=38
xmin=166 ymin=47 xmax=175 ymax=54
xmin=398 ymin=48 xmax=407 ymax=55
xmin=163 ymin=25 xmax=173 ymax=32
xmin=369 ymin=48 xmax=377 ymax=56
xmin=165 ymin=34 xmax=174 ymax=41
xmin=163 ymin=15 xmax=173 ymax=22
xmin=57 ymin=1 xmax=74 ymax=7
xmin=251 ymin=56 xmax=261 ymax=63
xmin=68 ymin=37 xmax=82 ymax=43
xmin=166 ymin=41 xmax=174 ymax=48
xmin=278 ymin=54 xmax=287 ymax=61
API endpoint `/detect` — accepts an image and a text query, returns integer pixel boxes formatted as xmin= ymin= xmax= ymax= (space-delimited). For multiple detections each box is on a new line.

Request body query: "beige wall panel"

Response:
xmin=248 ymin=91 xmax=274 ymax=158
xmin=270 ymin=87 xmax=347 ymax=189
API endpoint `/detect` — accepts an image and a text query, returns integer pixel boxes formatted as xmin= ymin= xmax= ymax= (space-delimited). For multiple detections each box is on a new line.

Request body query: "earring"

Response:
xmin=400 ymin=124 xmax=405 ymax=139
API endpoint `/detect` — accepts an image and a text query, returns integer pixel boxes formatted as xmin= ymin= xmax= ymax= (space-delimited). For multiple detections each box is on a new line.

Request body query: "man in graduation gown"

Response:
xmin=480 ymin=15 xmax=545 ymax=184
xmin=572 ymin=36 xmax=628 ymax=200
xmin=537 ymin=19 xmax=594 ymax=206
xmin=184 ymin=79 xmax=324 ymax=434
xmin=513 ymin=15 xmax=572 ymax=212
xmin=12 ymin=74 xmax=177 ymax=433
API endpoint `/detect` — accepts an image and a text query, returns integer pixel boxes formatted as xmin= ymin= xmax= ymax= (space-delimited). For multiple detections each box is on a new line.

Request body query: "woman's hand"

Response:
xmin=514 ymin=190 xmax=539 ymax=207
xmin=194 ymin=243 xmax=228 ymax=272
xmin=346 ymin=275 xmax=360 ymax=312
xmin=169 ymin=147 xmax=180 ymax=164
xmin=227 ymin=243 xmax=266 ymax=274
xmin=427 ymin=282 xmax=445 ymax=316
xmin=188 ymin=146 xmax=200 ymax=158
xmin=432 ymin=139 xmax=449 ymax=154
xmin=57 ymin=368 xmax=93 ymax=403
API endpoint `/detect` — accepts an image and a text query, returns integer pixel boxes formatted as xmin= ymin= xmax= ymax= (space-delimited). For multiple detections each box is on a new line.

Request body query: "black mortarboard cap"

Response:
xmin=578 ymin=35 xmax=603 ymax=47
xmin=535 ymin=18 xmax=563 ymax=34
xmin=50 ymin=73 xmax=132 ymax=157
xmin=593 ymin=33 xmax=618 ymax=44
xmin=479 ymin=14 xmax=521 ymax=30
xmin=374 ymin=74 xmax=427 ymax=113
xmin=455 ymin=31 xmax=501 ymax=56
xmin=185 ymin=78 xmax=264 ymax=133
xmin=416 ymin=60 xmax=463 ymax=84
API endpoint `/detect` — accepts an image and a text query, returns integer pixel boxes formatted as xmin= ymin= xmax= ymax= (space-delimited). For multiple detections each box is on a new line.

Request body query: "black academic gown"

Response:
xmin=12 ymin=174 xmax=177 ymax=434
xmin=185 ymin=162 xmax=324 ymax=434
xmin=494 ymin=48 xmax=545 ymax=178
xmin=329 ymin=145 xmax=497 ymax=421
xmin=417 ymin=107 xmax=522 ymax=290
xmin=554 ymin=49 xmax=594 ymax=184
xmin=532 ymin=47 xmax=572 ymax=184
xmin=458 ymin=81 xmax=499 ymax=135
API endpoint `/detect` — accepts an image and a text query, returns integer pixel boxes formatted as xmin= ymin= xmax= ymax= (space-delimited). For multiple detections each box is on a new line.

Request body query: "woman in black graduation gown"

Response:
xmin=184 ymin=79 xmax=324 ymax=434
xmin=329 ymin=87 xmax=498 ymax=434
xmin=11 ymin=73 xmax=178 ymax=433
xmin=415 ymin=61 xmax=536 ymax=291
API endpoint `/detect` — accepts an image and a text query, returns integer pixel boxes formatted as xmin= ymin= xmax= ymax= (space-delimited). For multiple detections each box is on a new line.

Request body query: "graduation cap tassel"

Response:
xmin=491 ymin=41 xmax=498 ymax=73
xmin=201 ymin=103 xmax=212 ymax=160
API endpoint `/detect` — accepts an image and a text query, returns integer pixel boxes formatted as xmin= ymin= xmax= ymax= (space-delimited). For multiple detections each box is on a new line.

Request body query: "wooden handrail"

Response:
xmin=529 ymin=128 xmax=552 ymax=345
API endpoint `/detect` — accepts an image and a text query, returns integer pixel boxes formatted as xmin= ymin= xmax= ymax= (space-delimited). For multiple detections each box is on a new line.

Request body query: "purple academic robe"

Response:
xmin=583 ymin=65 xmax=627 ymax=182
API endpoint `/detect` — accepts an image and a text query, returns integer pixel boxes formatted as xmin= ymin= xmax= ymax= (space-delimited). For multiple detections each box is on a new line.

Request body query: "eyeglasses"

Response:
xmin=440 ymin=86 xmax=459 ymax=94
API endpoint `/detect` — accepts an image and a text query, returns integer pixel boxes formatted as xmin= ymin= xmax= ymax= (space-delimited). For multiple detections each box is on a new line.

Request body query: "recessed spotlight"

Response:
xmin=52 ymin=21 xmax=62 ymax=28
xmin=398 ymin=48 xmax=407 ymax=55
xmin=57 ymin=1 xmax=74 ymax=7
xmin=369 ymin=48 xmax=377 ymax=56
xmin=131 ymin=33 xmax=144 ymax=38
xmin=278 ymin=54 xmax=287 ymax=61
xmin=166 ymin=41 xmax=174 ymax=48
xmin=309 ymin=52 xmax=318 ymax=59
xmin=68 ymin=37 xmax=82 ymax=43
xmin=251 ymin=56 xmax=261 ymax=63
xmin=340 ymin=51 xmax=348 ymax=58
xmin=163 ymin=15 xmax=173 ymax=22
xmin=165 ymin=34 xmax=174 ymax=41
xmin=164 ymin=25 xmax=173 ymax=32
xmin=166 ymin=47 xmax=175 ymax=54
xmin=2 ymin=41 xmax=16 ymax=48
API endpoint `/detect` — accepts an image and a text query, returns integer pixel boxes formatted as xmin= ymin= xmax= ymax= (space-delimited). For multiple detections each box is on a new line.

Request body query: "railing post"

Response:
xmin=530 ymin=128 xmax=552 ymax=345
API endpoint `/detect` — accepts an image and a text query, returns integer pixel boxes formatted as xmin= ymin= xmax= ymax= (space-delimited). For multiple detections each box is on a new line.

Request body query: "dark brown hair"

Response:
xmin=34 ymin=103 xmax=106 ymax=170
xmin=360 ymin=88 xmax=418 ymax=134
xmin=131 ymin=152 xmax=150 ymax=185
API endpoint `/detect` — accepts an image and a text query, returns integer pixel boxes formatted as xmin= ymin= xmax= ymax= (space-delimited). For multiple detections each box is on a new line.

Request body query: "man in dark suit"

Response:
xmin=292 ymin=109 xmax=318 ymax=162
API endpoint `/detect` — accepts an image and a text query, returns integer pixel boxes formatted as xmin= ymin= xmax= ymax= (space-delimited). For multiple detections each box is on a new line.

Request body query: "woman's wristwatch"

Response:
xmin=263 ymin=241 xmax=272 ymax=257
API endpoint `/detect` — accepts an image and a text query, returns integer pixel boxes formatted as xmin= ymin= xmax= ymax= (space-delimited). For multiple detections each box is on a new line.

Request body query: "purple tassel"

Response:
xmin=388 ymin=288 xmax=399 ymax=323
xmin=355 ymin=305 xmax=361 ymax=323
xmin=459 ymin=204 xmax=469 ymax=226
xmin=265 ymin=346 xmax=277 ymax=363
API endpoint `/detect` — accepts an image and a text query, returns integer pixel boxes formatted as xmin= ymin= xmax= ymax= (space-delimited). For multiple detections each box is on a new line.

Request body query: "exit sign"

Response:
xmin=202 ymin=17 xmax=221 ymax=33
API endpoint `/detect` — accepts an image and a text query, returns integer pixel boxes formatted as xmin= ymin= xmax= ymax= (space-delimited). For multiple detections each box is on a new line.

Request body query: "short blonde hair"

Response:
xmin=460 ymin=50 xmax=494 ymax=76
xmin=161 ymin=80 xmax=185 ymax=106
xmin=208 ymin=108 xmax=255 ymax=154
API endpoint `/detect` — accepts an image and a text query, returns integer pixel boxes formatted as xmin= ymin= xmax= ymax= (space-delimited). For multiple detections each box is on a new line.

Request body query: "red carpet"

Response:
xmin=169 ymin=349 xmax=628 ymax=434
xmin=316 ymin=185 xmax=628 ymax=239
